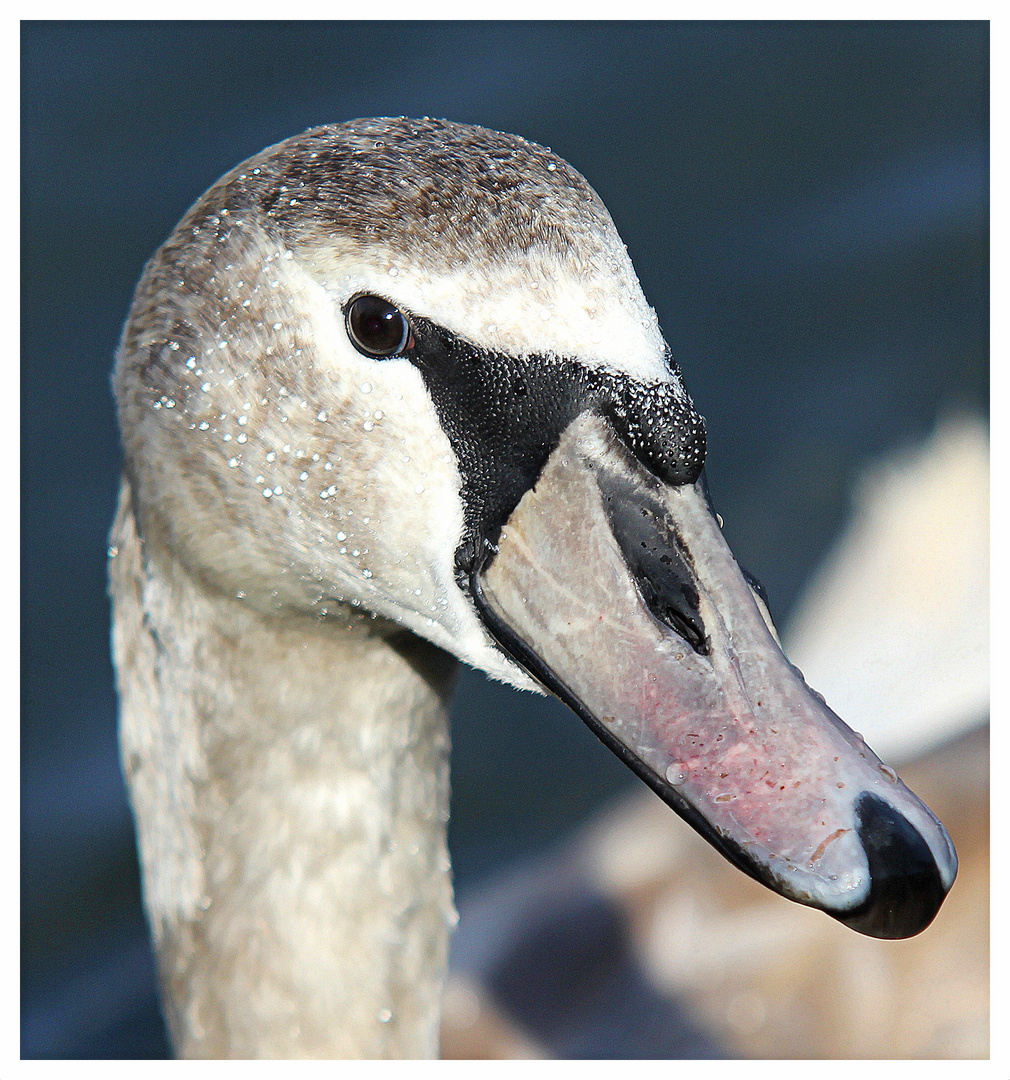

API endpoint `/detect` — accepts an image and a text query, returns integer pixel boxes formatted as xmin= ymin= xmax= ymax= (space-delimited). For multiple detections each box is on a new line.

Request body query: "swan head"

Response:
xmin=116 ymin=117 xmax=956 ymax=938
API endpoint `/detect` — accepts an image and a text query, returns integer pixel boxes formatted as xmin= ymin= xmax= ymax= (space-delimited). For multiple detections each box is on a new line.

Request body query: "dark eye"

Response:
xmin=345 ymin=295 xmax=413 ymax=357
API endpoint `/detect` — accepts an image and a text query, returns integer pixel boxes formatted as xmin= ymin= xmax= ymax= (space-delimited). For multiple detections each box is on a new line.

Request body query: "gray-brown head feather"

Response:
xmin=215 ymin=117 xmax=620 ymax=271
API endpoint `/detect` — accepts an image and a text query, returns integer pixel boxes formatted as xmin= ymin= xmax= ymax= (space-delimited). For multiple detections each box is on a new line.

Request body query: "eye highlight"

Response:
xmin=345 ymin=295 xmax=413 ymax=358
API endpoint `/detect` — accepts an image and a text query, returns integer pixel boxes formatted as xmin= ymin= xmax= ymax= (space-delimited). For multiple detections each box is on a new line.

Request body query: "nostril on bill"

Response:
xmin=832 ymin=791 xmax=951 ymax=939
xmin=598 ymin=474 xmax=710 ymax=655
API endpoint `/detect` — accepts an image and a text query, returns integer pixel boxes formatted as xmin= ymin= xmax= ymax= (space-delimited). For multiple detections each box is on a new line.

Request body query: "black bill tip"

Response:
xmin=831 ymin=791 xmax=952 ymax=939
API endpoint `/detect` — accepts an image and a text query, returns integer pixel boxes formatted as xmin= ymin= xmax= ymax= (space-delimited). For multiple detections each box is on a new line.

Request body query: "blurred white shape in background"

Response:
xmin=784 ymin=413 xmax=989 ymax=764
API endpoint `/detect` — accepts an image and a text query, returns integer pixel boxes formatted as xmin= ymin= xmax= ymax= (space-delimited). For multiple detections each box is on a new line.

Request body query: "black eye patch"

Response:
xmin=398 ymin=315 xmax=707 ymax=583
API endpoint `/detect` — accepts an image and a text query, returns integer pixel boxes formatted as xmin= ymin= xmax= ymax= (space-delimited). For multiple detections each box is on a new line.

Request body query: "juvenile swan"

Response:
xmin=110 ymin=118 xmax=957 ymax=1058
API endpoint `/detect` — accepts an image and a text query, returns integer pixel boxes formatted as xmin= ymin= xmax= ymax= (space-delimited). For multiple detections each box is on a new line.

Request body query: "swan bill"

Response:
xmin=472 ymin=411 xmax=957 ymax=939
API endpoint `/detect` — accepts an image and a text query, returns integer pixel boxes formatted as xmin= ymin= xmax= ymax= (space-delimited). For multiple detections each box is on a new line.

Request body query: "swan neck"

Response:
xmin=110 ymin=479 xmax=458 ymax=1057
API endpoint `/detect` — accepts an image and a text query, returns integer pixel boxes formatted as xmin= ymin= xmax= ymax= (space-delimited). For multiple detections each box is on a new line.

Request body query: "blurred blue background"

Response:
xmin=22 ymin=21 xmax=987 ymax=1057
